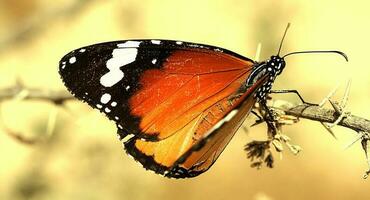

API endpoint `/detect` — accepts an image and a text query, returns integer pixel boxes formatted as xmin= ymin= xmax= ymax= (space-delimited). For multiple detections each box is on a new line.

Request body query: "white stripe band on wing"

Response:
xmin=100 ymin=48 xmax=138 ymax=87
xmin=204 ymin=109 xmax=239 ymax=137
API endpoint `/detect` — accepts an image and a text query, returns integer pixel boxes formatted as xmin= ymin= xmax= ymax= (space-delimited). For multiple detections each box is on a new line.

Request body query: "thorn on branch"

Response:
xmin=319 ymin=80 xmax=352 ymax=138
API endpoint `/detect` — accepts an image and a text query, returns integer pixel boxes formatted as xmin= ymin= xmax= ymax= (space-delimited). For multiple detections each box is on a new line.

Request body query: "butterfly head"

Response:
xmin=247 ymin=55 xmax=286 ymax=102
xmin=266 ymin=55 xmax=286 ymax=76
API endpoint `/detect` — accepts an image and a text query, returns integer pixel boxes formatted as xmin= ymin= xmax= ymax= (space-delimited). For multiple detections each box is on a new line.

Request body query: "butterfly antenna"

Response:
xmin=277 ymin=23 xmax=291 ymax=56
xmin=283 ymin=50 xmax=348 ymax=61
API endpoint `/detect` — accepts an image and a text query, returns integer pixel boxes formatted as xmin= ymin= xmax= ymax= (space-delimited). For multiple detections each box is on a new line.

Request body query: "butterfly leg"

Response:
xmin=259 ymin=100 xmax=278 ymax=136
xmin=250 ymin=110 xmax=271 ymax=128
xmin=270 ymin=89 xmax=318 ymax=106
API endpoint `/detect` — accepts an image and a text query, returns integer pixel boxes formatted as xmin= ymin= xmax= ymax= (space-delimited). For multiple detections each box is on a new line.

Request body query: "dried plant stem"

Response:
xmin=274 ymin=104 xmax=370 ymax=134
xmin=0 ymin=85 xmax=73 ymax=104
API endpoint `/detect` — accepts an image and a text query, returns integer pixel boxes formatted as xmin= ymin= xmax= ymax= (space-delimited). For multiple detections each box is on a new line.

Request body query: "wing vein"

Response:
xmin=145 ymin=69 xmax=251 ymax=138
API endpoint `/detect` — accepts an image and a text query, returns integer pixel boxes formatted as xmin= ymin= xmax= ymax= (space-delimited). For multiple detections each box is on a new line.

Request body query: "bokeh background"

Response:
xmin=1 ymin=0 xmax=370 ymax=199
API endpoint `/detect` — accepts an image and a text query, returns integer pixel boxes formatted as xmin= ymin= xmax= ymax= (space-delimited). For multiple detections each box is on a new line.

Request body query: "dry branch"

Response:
xmin=0 ymin=85 xmax=73 ymax=104
xmin=274 ymin=103 xmax=370 ymax=134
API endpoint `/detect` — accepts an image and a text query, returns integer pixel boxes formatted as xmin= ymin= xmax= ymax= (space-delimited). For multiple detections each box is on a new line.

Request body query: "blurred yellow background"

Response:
xmin=1 ymin=0 xmax=369 ymax=199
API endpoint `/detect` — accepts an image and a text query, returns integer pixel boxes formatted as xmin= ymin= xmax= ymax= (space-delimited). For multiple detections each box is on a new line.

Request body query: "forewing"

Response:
xmin=59 ymin=40 xmax=255 ymax=140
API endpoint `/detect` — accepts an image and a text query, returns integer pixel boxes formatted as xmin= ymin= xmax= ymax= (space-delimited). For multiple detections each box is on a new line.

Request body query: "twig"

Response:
xmin=1 ymin=125 xmax=40 ymax=145
xmin=0 ymin=85 xmax=73 ymax=104
xmin=0 ymin=105 xmax=42 ymax=145
xmin=273 ymin=104 xmax=370 ymax=134
xmin=0 ymin=85 xmax=70 ymax=144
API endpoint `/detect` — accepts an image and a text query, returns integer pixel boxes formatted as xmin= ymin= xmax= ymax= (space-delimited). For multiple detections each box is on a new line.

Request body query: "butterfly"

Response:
xmin=58 ymin=24 xmax=347 ymax=178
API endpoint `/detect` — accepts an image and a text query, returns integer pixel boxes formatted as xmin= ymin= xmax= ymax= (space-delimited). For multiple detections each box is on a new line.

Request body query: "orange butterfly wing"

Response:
xmin=169 ymin=88 xmax=261 ymax=177
xmin=128 ymin=49 xmax=254 ymax=141
xmin=124 ymin=50 xmax=265 ymax=177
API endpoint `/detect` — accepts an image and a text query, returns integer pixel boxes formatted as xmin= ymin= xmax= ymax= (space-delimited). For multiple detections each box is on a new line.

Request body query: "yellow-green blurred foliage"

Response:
xmin=1 ymin=0 xmax=370 ymax=199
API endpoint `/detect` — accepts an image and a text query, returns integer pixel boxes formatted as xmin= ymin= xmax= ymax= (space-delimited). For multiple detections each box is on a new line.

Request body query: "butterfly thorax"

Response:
xmin=246 ymin=55 xmax=286 ymax=102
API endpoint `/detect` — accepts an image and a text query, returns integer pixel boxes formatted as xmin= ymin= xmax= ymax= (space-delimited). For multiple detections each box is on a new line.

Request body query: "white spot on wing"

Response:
xmin=111 ymin=101 xmax=117 ymax=107
xmin=100 ymin=93 xmax=111 ymax=104
xmin=115 ymin=116 xmax=119 ymax=120
xmin=176 ymin=41 xmax=183 ymax=45
xmin=79 ymin=48 xmax=86 ymax=53
xmin=69 ymin=56 xmax=76 ymax=64
xmin=125 ymin=85 xmax=130 ymax=91
xmin=152 ymin=58 xmax=157 ymax=64
xmin=105 ymin=107 xmax=111 ymax=113
xmin=188 ymin=44 xmax=199 ymax=48
xmin=100 ymin=48 xmax=138 ymax=87
xmin=117 ymin=41 xmax=141 ymax=48
xmin=96 ymin=104 xmax=103 ymax=109
xmin=151 ymin=40 xmax=161 ymax=44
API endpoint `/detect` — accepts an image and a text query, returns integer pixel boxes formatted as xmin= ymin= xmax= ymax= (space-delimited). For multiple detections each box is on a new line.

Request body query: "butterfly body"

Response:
xmin=59 ymin=39 xmax=286 ymax=178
